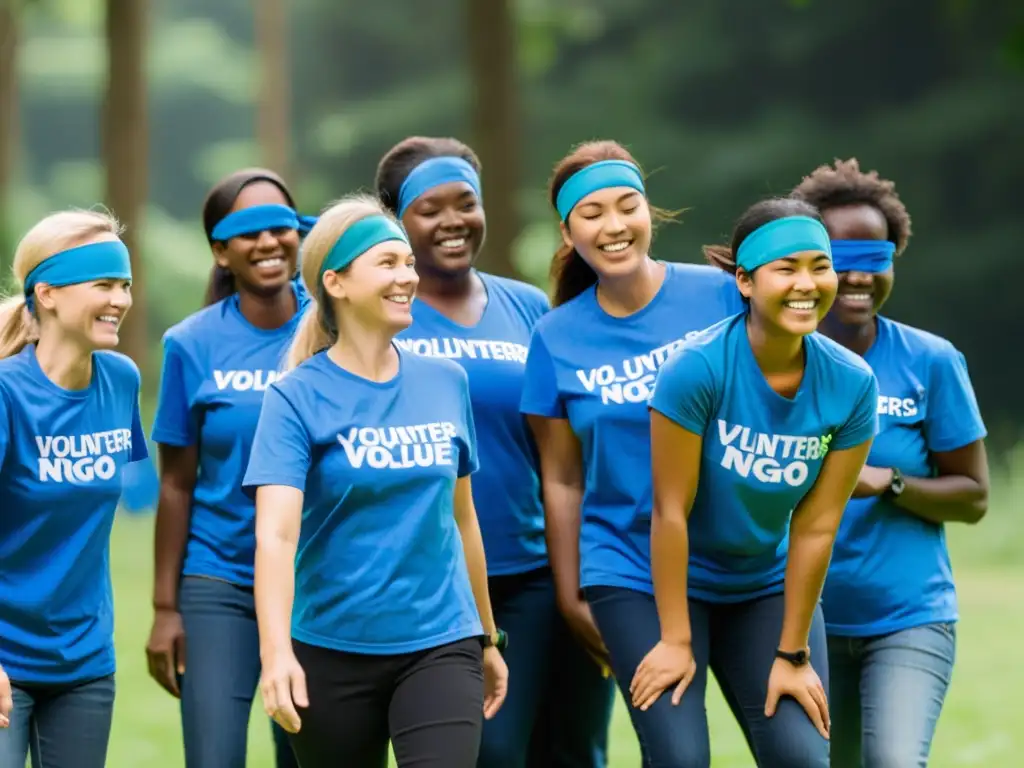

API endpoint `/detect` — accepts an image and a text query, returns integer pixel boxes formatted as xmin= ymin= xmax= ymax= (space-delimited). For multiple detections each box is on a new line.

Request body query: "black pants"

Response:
xmin=289 ymin=637 xmax=485 ymax=768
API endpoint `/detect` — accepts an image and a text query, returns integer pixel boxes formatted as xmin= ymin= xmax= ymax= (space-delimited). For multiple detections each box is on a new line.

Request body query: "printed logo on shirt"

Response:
xmin=876 ymin=394 xmax=919 ymax=418
xmin=213 ymin=369 xmax=284 ymax=392
xmin=337 ymin=423 xmax=459 ymax=470
xmin=717 ymin=420 xmax=832 ymax=487
xmin=35 ymin=430 xmax=133 ymax=483
xmin=576 ymin=332 xmax=702 ymax=405
xmin=395 ymin=338 xmax=528 ymax=365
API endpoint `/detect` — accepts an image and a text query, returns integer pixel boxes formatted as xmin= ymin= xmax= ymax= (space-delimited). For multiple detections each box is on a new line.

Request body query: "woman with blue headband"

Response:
xmin=626 ymin=197 xmax=878 ymax=767
xmin=793 ymin=160 xmax=989 ymax=767
xmin=377 ymin=136 xmax=615 ymax=768
xmin=0 ymin=210 xmax=148 ymax=767
xmin=145 ymin=168 xmax=308 ymax=768
xmin=243 ymin=194 xmax=507 ymax=767
xmin=519 ymin=140 xmax=743 ymax=757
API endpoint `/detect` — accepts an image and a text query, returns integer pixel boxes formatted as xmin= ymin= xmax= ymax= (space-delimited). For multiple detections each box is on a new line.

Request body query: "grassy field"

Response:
xmin=105 ymin=463 xmax=1023 ymax=767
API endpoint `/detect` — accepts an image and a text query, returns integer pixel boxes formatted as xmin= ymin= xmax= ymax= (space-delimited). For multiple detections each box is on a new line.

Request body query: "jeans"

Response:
xmin=479 ymin=567 xmax=616 ymax=767
xmin=0 ymin=675 xmax=114 ymax=768
xmin=827 ymin=622 xmax=956 ymax=768
xmin=586 ymin=586 xmax=830 ymax=768
xmin=178 ymin=576 xmax=298 ymax=768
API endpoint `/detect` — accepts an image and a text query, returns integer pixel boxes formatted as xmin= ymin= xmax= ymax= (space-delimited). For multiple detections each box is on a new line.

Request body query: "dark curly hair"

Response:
xmin=790 ymin=158 xmax=912 ymax=255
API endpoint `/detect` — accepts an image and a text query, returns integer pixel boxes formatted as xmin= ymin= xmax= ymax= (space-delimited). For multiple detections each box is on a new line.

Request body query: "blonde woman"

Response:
xmin=0 ymin=210 xmax=148 ymax=767
xmin=243 ymin=194 xmax=508 ymax=767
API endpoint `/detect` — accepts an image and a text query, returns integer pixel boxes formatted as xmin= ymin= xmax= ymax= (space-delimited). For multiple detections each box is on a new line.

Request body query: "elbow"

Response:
xmin=963 ymin=491 xmax=988 ymax=525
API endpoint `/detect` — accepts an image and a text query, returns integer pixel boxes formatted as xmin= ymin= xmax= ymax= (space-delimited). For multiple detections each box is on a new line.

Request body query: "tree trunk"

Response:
xmin=103 ymin=0 xmax=149 ymax=373
xmin=0 ymin=0 xmax=19 ymax=264
xmin=466 ymin=0 xmax=519 ymax=278
xmin=254 ymin=0 xmax=290 ymax=179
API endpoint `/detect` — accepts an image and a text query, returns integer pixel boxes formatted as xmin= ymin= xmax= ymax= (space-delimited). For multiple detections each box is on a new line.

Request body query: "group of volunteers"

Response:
xmin=0 ymin=136 xmax=989 ymax=768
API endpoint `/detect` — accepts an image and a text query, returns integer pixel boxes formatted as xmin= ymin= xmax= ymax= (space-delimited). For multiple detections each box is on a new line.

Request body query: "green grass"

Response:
xmin=106 ymin=468 xmax=1022 ymax=767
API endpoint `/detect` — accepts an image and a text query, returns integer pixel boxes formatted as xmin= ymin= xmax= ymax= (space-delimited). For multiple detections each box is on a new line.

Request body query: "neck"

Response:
xmin=819 ymin=314 xmax=876 ymax=356
xmin=746 ymin=315 xmax=804 ymax=374
xmin=597 ymin=257 xmax=663 ymax=316
xmin=34 ymin=331 xmax=94 ymax=390
xmin=415 ymin=265 xmax=477 ymax=301
xmin=237 ymin=285 xmax=297 ymax=330
xmin=329 ymin=322 xmax=399 ymax=383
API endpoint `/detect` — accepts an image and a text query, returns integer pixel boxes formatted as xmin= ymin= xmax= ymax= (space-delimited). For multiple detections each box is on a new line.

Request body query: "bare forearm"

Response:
xmin=151 ymin=485 xmax=192 ymax=610
xmin=780 ymin=529 xmax=835 ymax=651
xmin=458 ymin=510 xmax=497 ymax=636
xmin=254 ymin=537 xmax=297 ymax=658
xmin=651 ymin=511 xmax=692 ymax=645
xmin=542 ymin=482 xmax=584 ymax=610
xmin=894 ymin=474 xmax=987 ymax=524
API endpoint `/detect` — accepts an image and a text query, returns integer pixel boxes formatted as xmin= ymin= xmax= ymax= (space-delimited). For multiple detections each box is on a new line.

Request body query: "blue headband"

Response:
xmin=211 ymin=204 xmax=318 ymax=241
xmin=397 ymin=157 xmax=482 ymax=218
xmin=23 ymin=240 xmax=133 ymax=312
xmin=735 ymin=216 xmax=832 ymax=272
xmin=319 ymin=215 xmax=409 ymax=280
xmin=555 ymin=160 xmax=646 ymax=221
xmin=830 ymin=239 xmax=895 ymax=274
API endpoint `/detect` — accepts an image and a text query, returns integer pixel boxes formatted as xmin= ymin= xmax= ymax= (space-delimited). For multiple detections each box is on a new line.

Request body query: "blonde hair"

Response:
xmin=285 ymin=194 xmax=398 ymax=371
xmin=0 ymin=209 xmax=122 ymax=360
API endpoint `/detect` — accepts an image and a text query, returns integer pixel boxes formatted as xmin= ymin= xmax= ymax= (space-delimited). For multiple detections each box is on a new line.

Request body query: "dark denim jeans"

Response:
xmin=586 ymin=586 xmax=830 ymax=768
xmin=178 ymin=575 xmax=298 ymax=768
xmin=0 ymin=674 xmax=115 ymax=768
xmin=827 ymin=622 xmax=956 ymax=768
xmin=479 ymin=567 xmax=616 ymax=768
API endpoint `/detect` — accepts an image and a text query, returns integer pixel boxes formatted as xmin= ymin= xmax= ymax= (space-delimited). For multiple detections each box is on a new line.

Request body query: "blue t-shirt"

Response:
xmin=151 ymin=288 xmax=307 ymax=586
xmin=242 ymin=348 xmax=483 ymax=654
xmin=649 ymin=314 xmax=879 ymax=603
xmin=519 ymin=262 xmax=743 ymax=592
xmin=822 ymin=317 xmax=987 ymax=636
xmin=395 ymin=272 xmax=549 ymax=576
xmin=0 ymin=345 xmax=148 ymax=684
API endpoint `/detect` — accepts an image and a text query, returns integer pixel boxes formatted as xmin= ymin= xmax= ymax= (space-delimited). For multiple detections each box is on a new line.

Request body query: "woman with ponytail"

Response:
xmin=144 ymin=168 xmax=307 ymax=768
xmin=243 ymin=194 xmax=507 ymax=767
xmin=0 ymin=210 xmax=148 ymax=767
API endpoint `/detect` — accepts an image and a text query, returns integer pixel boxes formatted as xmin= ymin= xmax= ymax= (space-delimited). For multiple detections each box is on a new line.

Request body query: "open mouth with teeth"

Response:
xmin=783 ymin=299 xmax=819 ymax=312
xmin=437 ymin=237 xmax=468 ymax=252
xmin=838 ymin=292 xmax=873 ymax=304
xmin=385 ymin=295 xmax=412 ymax=306
xmin=253 ymin=256 xmax=286 ymax=272
xmin=97 ymin=314 xmax=121 ymax=329
xmin=599 ymin=240 xmax=633 ymax=254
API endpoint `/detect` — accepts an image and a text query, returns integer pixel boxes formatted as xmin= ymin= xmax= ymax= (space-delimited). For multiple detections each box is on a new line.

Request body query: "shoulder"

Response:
xmin=532 ymin=288 xmax=594 ymax=338
xmin=0 ymin=350 xmax=30 ymax=401
xmin=664 ymin=260 xmax=734 ymax=288
xmin=879 ymin=316 xmax=961 ymax=362
xmin=663 ymin=315 xmax=737 ymax=378
xmin=94 ymin=350 xmax=142 ymax=387
xmin=161 ymin=300 xmax=230 ymax=350
xmin=808 ymin=333 xmax=875 ymax=388
xmin=483 ymin=273 xmax=549 ymax=310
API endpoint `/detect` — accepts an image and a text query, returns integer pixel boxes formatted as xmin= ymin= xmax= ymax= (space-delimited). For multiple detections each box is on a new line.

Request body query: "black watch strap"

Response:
xmin=884 ymin=467 xmax=906 ymax=499
xmin=775 ymin=647 xmax=810 ymax=666
xmin=482 ymin=629 xmax=508 ymax=652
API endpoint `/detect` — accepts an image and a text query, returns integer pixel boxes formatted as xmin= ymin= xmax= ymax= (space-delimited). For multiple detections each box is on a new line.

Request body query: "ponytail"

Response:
xmin=0 ymin=295 xmax=38 ymax=359
xmin=284 ymin=294 xmax=337 ymax=371
xmin=550 ymin=245 xmax=599 ymax=307
xmin=203 ymin=264 xmax=236 ymax=307
xmin=702 ymin=244 xmax=738 ymax=275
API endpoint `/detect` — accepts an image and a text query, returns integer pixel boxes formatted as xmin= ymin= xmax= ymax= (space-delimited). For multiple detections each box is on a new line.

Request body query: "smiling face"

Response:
xmin=822 ymin=203 xmax=894 ymax=325
xmin=561 ymin=186 xmax=652 ymax=281
xmin=739 ymin=250 xmax=838 ymax=337
xmin=400 ymin=181 xmax=485 ymax=278
xmin=323 ymin=239 xmax=419 ymax=334
xmin=212 ymin=181 xmax=301 ymax=296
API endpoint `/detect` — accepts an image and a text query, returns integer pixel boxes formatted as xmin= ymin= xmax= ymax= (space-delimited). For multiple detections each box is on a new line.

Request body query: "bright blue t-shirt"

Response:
xmin=649 ymin=313 xmax=879 ymax=602
xmin=241 ymin=348 xmax=483 ymax=654
xmin=151 ymin=287 xmax=307 ymax=586
xmin=0 ymin=345 xmax=148 ymax=684
xmin=519 ymin=262 xmax=743 ymax=593
xmin=395 ymin=272 xmax=549 ymax=576
xmin=822 ymin=317 xmax=986 ymax=636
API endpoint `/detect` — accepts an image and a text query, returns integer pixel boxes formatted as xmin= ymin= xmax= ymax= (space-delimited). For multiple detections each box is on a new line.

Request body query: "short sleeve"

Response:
xmin=151 ymin=337 xmax=198 ymax=447
xmin=832 ymin=372 xmax=879 ymax=450
xmin=242 ymin=385 xmax=312 ymax=495
xmin=519 ymin=331 xmax=566 ymax=419
xmin=130 ymin=391 xmax=149 ymax=463
xmin=648 ymin=348 xmax=718 ymax=435
xmin=457 ymin=371 xmax=479 ymax=478
xmin=924 ymin=344 xmax=987 ymax=453
xmin=719 ymin=274 xmax=746 ymax=314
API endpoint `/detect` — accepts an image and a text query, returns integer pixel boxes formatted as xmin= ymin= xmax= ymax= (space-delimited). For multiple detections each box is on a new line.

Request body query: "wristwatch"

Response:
xmin=482 ymin=629 xmax=509 ymax=653
xmin=775 ymin=647 xmax=810 ymax=667
xmin=884 ymin=467 xmax=906 ymax=499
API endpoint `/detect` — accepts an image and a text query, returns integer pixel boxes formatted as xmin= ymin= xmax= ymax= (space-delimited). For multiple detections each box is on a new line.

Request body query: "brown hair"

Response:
xmin=548 ymin=140 xmax=676 ymax=307
xmin=702 ymin=198 xmax=823 ymax=275
xmin=375 ymin=136 xmax=482 ymax=215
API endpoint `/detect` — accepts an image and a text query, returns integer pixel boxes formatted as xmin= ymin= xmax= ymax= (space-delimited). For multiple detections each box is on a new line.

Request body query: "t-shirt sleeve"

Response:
xmin=151 ymin=337 xmax=198 ymax=447
xmin=520 ymin=331 xmax=566 ymax=419
xmin=648 ymin=348 xmax=718 ymax=436
xmin=242 ymin=385 xmax=312 ymax=495
xmin=0 ymin=390 xmax=9 ymax=470
xmin=833 ymin=370 xmax=879 ymax=450
xmin=457 ymin=370 xmax=479 ymax=478
xmin=130 ymin=382 xmax=149 ymax=463
xmin=719 ymin=273 xmax=747 ymax=314
xmin=924 ymin=343 xmax=987 ymax=453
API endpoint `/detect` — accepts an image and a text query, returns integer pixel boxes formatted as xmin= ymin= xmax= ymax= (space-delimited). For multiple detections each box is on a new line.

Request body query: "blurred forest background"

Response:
xmin=1 ymin=0 xmax=1022 ymax=765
